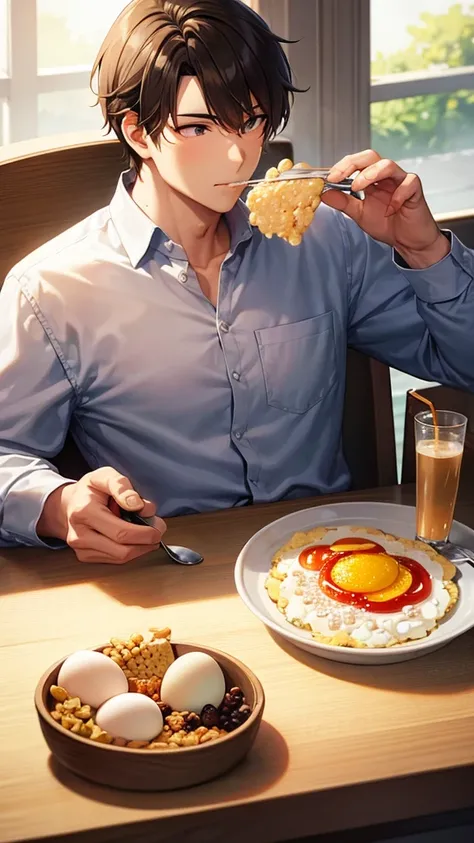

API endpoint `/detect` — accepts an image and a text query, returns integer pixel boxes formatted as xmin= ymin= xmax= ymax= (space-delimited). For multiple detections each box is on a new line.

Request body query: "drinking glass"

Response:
xmin=415 ymin=410 xmax=467 ymax=545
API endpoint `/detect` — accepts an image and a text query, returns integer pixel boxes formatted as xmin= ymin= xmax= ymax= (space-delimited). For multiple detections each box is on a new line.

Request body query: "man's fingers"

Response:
xmin=139 ymin=499 xmax=158 ymax=519
xmin=321 ymin=189 xmax=364 ymax=224
xmin=86 ymin=467 xmax=144 ymax=510
xmin=76 ymin=504 xmax=165 ymax=545
xmin=68 ymin=525 xmax=161 ymax=563
xmin=384 ymin=173 xmax=423 ymax=216
xmin=77 ymin=546 xmax=157 ymax=565
xmin=75 ymin=547 xmax=125 ymax=565
xmin=351 ymin=159 xmax=407 ymax=192
xmin=327 ymin=149 xmax=381 ymax=183
xmin=107 ymin=496 xmax=166 ymax=535
xmin=151 ymin=514 xmax=167 ymax=534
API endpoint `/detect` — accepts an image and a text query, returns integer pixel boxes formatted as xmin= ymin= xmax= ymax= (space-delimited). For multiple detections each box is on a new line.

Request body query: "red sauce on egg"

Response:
xmin=298 ymin=539 xmax=432 ymax=613
xmin=319 ymin=555 xmax=432 ymax=612
xmin=298 ymin=538 xmax=385 ymax=571
xmin=299 ymin=544 xmax=332 ymax=571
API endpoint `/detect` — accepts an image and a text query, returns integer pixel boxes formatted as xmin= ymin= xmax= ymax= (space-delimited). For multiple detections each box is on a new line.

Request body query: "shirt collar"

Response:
xmin=109 ymin=170 xmax=253 ymax=269
xmin=109 ymin=170 xmax=162 ymax=268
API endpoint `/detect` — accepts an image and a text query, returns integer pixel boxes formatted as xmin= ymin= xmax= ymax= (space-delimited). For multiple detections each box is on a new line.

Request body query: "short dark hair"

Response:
xmin=91 ymin=0 xmax=301 ymax=171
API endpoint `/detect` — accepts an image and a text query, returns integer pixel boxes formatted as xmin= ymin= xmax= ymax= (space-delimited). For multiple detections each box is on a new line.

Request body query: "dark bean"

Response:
xmin=200 ymin=704 xmax=219 ymax=728
xmin=230 ymin=686 xmax=243 ymax=696
xmin=158 ymin=703 xmax=172 ymax=718
xmin=185 ymin=713 xmax=201 ymax=731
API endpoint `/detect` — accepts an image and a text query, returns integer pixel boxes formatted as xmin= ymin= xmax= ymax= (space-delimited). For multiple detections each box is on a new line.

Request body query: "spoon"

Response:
xmin=119 ymin=508 xmax=204 ymax=566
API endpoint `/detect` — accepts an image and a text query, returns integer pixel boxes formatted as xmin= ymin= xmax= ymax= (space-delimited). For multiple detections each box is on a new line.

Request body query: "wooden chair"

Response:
xmin=435 ymin=210 xmax=474 ymax=249
xmin=402 ymin=386 xmax=474 ymax=495
xmin=0 ymin=132 xmax=397 ymax=490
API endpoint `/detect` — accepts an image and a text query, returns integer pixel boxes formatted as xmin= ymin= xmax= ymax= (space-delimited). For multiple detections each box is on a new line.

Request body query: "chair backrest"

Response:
xmin=0 ymin=133 xmax=397 ymax=490
xmin=402 ymin=386 xmax=474 ymax=494
xmin=435 ymin=210 xmax=474 ymax=249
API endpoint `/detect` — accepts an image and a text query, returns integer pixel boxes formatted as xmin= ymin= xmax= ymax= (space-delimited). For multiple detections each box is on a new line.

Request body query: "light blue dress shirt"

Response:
xmin=0 ymin=172 xmax=473 ymax=547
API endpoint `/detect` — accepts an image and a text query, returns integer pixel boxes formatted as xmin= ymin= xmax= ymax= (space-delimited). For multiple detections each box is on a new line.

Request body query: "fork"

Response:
xmin=222 ymin=167 xmax=362 ymax=197
xmin=416 ymin=537 xmax=474 ymax=568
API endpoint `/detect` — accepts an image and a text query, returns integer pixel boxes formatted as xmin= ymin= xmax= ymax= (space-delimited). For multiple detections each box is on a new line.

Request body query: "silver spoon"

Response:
xmin=119 ymin=508 xmax=204 ymax=566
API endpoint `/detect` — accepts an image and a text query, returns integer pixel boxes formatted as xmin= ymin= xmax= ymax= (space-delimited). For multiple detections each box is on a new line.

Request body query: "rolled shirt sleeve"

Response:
xmin=342 ymin=217 xmax=474 ymax=389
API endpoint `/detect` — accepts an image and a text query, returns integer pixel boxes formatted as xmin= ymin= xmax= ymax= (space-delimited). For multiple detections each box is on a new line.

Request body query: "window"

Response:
xmin=37 ymin=0 xmax=127 ymax=70
xmin=0 ymin=0 xmax=129 ymax=143
xmin=0 ymin=100 xmax=6 ymax=145
xmin=371 ymin=0 xmax=474 ymax=215
xmin=0 ymin=0 xmax=7 ymax=76
xmin=0 ymin=0 xmax=257 ymax=145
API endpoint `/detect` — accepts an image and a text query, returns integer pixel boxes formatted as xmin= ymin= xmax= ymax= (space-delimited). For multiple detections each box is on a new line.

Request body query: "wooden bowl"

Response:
xmin=35 ymin=641 xmax=265 ymax=791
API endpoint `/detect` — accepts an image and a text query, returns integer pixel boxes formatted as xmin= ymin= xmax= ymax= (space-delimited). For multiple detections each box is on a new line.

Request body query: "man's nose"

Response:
xmin=227 ymin=141 xmax=245 ymax=166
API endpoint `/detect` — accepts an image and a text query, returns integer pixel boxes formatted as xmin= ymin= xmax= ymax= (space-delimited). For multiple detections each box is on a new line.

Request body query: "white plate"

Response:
xmin=234 ymin=502 xmax=474 ymax=664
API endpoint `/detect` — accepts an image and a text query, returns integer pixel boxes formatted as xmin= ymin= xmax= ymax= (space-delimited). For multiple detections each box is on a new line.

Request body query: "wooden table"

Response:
xmin=1 ymin=484 xmax=474 ymax=843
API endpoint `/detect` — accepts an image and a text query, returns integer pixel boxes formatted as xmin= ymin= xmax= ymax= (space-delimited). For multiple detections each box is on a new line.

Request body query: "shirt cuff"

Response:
xmin=2 ymin=469 xmax=75 ymax=548
xmin=392 ymin=230 xmax=474 ymax=303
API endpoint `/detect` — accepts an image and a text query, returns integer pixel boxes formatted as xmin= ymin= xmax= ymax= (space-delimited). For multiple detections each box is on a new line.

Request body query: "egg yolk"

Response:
xmin=366 ymin=564 xmax=413 ymax=602
xmin=329 ymin=540 xmax=376 ymax=552
xmin=331 ymin=553 xmax=399 ymax=593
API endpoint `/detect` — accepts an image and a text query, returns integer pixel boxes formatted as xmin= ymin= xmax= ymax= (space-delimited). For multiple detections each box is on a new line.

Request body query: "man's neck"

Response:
xmin=130 ymin=162 xmax=230 ymax=269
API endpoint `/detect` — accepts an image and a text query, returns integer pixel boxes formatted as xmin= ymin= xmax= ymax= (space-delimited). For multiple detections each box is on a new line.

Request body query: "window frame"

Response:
xmin=0 ymin=0 xmax=95 ymax=142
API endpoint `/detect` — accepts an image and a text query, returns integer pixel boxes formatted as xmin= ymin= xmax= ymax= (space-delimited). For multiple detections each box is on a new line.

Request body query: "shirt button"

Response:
xmin=220 ymin=321 xmax=230 ymax=333
xmin=178 ymin=271 xmax=187 ymax=284
xmin=235 ymin=431 xmax=242 ymax=440
xmin=232 ymin=371 xmax=240 ymax=381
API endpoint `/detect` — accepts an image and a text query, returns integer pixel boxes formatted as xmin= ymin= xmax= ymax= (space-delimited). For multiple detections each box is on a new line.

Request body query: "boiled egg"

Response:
xmin=57 ymin=650 xmax=128 ymax=708
xmin=160 ymin=652 xmax=226 ymax=713
xmin=96 ymin=693 xmax=163 ymax=742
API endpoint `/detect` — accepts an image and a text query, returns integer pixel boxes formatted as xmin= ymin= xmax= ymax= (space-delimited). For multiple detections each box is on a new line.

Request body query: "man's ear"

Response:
xmin=121 ymin=111 xmax=153 ymax=161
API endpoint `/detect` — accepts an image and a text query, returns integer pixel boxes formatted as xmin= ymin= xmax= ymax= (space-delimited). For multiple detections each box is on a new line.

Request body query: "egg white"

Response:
xmin=271 ymin=526 xmax=456 ymax=648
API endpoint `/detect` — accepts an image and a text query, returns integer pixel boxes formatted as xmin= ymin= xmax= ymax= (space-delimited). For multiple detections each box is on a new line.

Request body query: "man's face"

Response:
xmin=147 ymin=76 xmax=266 ymax=212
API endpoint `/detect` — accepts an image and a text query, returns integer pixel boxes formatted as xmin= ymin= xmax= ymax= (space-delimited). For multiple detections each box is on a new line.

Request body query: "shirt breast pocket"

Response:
xmin=255 ymin=312 xmax=337 ymax=414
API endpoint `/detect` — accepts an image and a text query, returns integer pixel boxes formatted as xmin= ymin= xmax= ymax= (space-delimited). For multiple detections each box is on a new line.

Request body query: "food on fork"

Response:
xmin=265 ymin=526 xmax=458 ymax=648
xmin=246 ymin=158 xmax=325 ymax=246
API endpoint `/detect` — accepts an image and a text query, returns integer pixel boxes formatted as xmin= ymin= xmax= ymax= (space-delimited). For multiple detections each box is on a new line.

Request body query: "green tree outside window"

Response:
xmin=371 ymin=3 xmax=474 ymax=158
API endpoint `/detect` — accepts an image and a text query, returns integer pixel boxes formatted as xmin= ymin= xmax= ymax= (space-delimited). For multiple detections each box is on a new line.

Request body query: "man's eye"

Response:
xmin=177 ymin=125 xmax=209 ymax=137
xmin=242 ymin=115 xmax=266 ymax=133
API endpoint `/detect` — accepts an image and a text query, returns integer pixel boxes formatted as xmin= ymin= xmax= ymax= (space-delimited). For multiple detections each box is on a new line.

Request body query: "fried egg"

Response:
xmin=265 ymin=525 xmax=459 ymax=648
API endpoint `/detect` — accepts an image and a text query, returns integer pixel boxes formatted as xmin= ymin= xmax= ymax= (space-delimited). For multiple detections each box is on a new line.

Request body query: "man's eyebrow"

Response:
xmin=176 ymin=107 xmax=265 ymax=122
xmin=176 ymin=113 xmax=220 ymax=121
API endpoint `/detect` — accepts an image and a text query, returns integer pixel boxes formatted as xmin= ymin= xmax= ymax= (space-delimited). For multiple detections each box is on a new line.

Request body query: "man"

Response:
xmin=0 ymin=0 xmax=473 ymax=563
